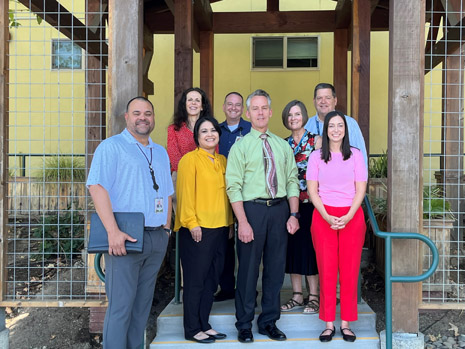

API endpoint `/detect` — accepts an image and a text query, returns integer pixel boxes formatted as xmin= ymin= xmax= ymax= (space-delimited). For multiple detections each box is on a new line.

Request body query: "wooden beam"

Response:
xmin=424 ymin=0 xmax=443 ymax=55
xmin=425 ymin=16 xmax=465 ymax=73
xmin=0 ymin=0 xmax=9 ymax=302
xmin=108 ymin=0 xmax=144 ymax=136
xmin=145 ymin=10 xmax=174 ymax=34
xmin=441 ymin=0 xmax=465 ymax=26
xmin=200 ymin=31 xmax=214 ymax=108
xmin=370 ymin=7 xmax=389 ymax=30
xmin=143 ymin=26 xmax=154 ymax=96
xmin=194 ymin=0 xmax=213 ymax=30
xmin=388 ymin=0 xmax=425 ymax=333
xmin=164 ymin=0 xmax=174 ymax=15
xmin=17 ymin=0 xmax=108 ymax=63
xmin=174 ymin=0 xmax=194 ymax=107
xmin=213 ymin=11 xmax=336 ymax=33
xmin=351 ymin=0 xmax=371 ymax=156
xmin=267 ymin=0 xmax=279 ymax=12
xmin=335 ymin=0 xmax=352 ymax=29
xmin=334 ymin=29 xmax=348 ymax=114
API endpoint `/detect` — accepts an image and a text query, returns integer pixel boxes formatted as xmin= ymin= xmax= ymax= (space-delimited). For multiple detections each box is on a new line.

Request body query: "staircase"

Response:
xmin=150 ymin=276 xmax=380 ymax=348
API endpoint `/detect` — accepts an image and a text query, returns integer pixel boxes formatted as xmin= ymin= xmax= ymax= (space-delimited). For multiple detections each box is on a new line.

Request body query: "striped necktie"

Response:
xmin=260 ymin=133 xmax=278 ymax=198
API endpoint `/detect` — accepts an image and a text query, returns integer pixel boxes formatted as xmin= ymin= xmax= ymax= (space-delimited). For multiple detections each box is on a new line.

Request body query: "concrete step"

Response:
xmin=151 ymin=289 xmax=379 ymax=348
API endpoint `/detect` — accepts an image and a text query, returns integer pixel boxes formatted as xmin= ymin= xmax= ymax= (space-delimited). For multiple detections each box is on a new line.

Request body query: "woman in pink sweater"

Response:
xmin=307 ymin=110 xmax=367 ymax=343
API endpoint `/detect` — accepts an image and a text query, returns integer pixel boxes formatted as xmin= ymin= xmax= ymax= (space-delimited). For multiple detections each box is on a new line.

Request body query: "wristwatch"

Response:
xmin=290 ymin=212 xmax=300 ymax=219
xmin=164 ymin=228 xmax=173 ymax=236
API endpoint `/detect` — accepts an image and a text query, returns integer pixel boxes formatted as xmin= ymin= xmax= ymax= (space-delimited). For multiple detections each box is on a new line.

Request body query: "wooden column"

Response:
xmin=351 ymin=0 xmax=371 ymax=155
xmin=108 ymin=0 xmax=143 ymax=136
xmin=0 ymin=0 xmax=9 ymax=302
xmin=143 ymin=26 xmax=154 ymax=97
xmin=440 ymin=45 xmax=464 ymax=242
xmin=388 ymin=0 xmax=425 ymax=333
xmin=334 ymin=28 xmax=348 ymax=114
xmin=200 ymin=31 xmax=214 ymax=108
xmin=174 ymin=0 xmax=193 ymax=107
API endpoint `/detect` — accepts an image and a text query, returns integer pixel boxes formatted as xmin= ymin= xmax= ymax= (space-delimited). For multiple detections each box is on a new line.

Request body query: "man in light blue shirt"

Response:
xmin=304 ymin=83 xmax=367 ymax=164
xmin=87 ymin=96 xmax=173 ymax=349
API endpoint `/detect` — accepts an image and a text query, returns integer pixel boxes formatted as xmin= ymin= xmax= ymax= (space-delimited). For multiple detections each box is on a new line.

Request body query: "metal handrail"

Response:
xmin=364 ymin=195 xmax=439 ymax=349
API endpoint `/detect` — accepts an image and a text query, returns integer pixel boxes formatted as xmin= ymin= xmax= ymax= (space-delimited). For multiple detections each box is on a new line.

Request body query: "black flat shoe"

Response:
xmin=237 ymin=328 xmax=254 ymax=343
xmin=340 ymin=327 xmax=356 ymax=342
xmin=319 ymin=327 xmax=335 ymax=342
xmin=258 ymin=324 xmax=287 ymax=341
xmin=207 ymin=332 xmax=227 ymax=340
xmin=185 ymin=335 xmax=215 ymax=344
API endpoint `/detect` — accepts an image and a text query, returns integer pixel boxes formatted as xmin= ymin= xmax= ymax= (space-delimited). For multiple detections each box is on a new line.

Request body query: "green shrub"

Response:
xmin=32 ymin=206 xmax=85 ymax=261
xmin=38 ymin=156 xmax=86 ymax=182
xmin=368 ymin=150 xmax=388 ymax=178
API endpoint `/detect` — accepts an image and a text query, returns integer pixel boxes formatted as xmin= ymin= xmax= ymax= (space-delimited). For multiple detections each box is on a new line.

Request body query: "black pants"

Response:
xmin=179 ymin=226 xmax=228 ymax=337
xmin=218 ymin=231 xmax=236 ymax=293
xmin=235 ymin=200 xmax=289 ymax=330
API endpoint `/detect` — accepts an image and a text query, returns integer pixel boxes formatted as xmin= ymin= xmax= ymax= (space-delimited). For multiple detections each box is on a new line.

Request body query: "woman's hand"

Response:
xmin=228 ymin=224 xmax=235 ymax=239
xmin=190 ymin=226 xmax=202 ymax=242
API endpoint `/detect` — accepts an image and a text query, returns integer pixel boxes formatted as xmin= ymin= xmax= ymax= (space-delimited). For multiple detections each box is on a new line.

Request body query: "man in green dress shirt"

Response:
xmin=226 ymin=89 xmax=300 ymax=343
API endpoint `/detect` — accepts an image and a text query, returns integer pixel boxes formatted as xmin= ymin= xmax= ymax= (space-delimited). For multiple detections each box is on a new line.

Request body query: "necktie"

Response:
xmin=260 ymin=133 xmax=278 ymax=198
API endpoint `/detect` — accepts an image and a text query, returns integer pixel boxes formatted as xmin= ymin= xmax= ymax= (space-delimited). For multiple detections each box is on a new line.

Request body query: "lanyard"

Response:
xmin=315 ymin=117 xmax=322 ymax=136
xmin=136 ymin=144 xmax=159 ymax=191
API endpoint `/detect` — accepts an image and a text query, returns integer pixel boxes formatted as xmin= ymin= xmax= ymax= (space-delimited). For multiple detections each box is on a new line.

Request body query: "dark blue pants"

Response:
xmin=235 ymin=200 xmax=289 ymax=331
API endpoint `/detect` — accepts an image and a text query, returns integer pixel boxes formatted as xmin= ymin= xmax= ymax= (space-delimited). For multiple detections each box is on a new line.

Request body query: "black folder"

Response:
xmin=88 ymin=212 xmax=145 ymax=253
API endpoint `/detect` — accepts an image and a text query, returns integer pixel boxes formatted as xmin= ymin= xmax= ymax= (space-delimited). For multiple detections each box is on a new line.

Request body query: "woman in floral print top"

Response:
xmin=280 ymin=100 xmax=321 ymax=315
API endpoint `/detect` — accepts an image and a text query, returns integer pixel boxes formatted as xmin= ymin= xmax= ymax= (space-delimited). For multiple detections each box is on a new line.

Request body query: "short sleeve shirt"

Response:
xmin=87 ymin=128 xmax=174 ymax=227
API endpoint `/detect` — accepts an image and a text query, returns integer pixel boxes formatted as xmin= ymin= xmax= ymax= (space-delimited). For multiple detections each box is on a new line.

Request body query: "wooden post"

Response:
xmin=351 ymin=0 xmax=371 ymax=155
xmin=0 ymin=0 xmax=9 ymax=302
xmin=334 ymin=28 xmax=348 ymax=114
xmin=108 ymin=0 xmax=143 ymax=136
xmin=440 ymin=45 xmax=464 ymax=242
xmin=388 ymin=0 xmax=425 ymax=333
xmin=174 ymin=0 xmax=193 ymax=107
xmin=200 ymin=31 xmax=214 ymax=108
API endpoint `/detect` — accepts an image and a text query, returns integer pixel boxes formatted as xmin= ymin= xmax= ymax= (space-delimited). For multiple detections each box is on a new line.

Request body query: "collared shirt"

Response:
xmin=219 ymin=118 xmax=252 ymax=158
xmin=175 ymin=148 xmax=233 ymax=231
xmin=304 ymin=114 xmax=368 ymax=164
xmin=226 ymin=128 xmax=300 ymax=203
xmin=87 ymin=128 xmax=174 ymax=227
xmin=167 ymin=122 xmax=197 ymax=172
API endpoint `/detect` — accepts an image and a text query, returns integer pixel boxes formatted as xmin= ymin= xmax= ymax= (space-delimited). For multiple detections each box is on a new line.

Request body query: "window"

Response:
xmin=51 ymin=40 xmax=82 ymax=69
xmin=252 ymin=36 xmax=318 ymax=69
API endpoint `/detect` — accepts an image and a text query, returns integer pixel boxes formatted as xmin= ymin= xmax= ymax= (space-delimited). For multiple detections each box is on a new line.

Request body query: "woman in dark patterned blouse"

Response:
xmin=280 ymin=100 xmax=321 ymax=314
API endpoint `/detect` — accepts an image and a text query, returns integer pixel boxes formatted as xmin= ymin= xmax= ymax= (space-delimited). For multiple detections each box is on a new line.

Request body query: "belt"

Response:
xmin=144 ymin=225 xmax=163 ymax=231
xmin=250 ymin=197 xmax=286 ymax=207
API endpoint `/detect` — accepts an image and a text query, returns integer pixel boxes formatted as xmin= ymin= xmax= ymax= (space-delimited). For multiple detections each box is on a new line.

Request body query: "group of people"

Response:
xmin=86 ymin=82 xmax=368 ymax=349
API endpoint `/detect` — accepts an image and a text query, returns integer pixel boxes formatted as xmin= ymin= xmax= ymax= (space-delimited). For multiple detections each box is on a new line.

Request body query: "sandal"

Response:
xmin=280 ymin=292 xmax=305 ymax=312
xmin=303 ymin=294 xmax=319 ymax=314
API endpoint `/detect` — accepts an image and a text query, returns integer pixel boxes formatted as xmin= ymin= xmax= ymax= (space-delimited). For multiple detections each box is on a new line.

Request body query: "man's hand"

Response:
xmin=108 ymin=230 xmax=137 ymax=256
xmin=190 ymin=226 xmax=202 ymax=242
xmin=237 ymin=221 xmax=254 ymax=243
xmin=286 ymin=216 xmax=300 ymax=235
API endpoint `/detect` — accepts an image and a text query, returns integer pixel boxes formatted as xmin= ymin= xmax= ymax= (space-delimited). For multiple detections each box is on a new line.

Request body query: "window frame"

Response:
xmin=251 ymin=35 xmax=320 ymax=71
xmin=51 ymin=39 xmax=83 ymax=70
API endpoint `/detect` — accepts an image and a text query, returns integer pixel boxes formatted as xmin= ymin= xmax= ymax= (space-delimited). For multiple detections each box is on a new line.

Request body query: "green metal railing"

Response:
xmin=364 ymin=195 xmax=439 ymax=349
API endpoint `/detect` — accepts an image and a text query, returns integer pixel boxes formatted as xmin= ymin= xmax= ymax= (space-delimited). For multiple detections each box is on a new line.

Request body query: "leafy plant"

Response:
xmin=38 ymin=156 xmax=86 ymax=182
xmin=370 ymin=183 xmax=455 ymax=221
xmin=369 ymin=150 xmax=388 ymax=178
xmin=32 ymin=205 xmax=85 ymax=261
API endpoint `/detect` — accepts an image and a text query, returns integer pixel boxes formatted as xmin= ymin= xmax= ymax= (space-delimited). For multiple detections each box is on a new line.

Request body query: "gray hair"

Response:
xmin=246 ymin=89 xmax=272 ymax=109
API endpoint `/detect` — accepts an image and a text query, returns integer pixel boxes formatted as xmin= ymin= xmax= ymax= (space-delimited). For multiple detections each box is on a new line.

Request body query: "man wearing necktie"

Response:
xmin=226 ymin=89 xmax=300 ymax=343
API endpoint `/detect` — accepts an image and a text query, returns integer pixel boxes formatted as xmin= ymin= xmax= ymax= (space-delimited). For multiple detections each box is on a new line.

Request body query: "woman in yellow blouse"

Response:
xmin=175 ymin=115 xmax=233 ymax=344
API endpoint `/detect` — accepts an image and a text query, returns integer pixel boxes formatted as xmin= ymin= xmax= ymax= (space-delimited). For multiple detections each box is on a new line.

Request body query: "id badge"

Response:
xmin=155 ymin=197 xmax=164 ymax=213
xmin=235 ymin=135 xmax=243 ymax=143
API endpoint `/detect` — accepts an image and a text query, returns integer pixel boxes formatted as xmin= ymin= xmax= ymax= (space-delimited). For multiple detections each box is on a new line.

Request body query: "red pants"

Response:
xmin=311 ymin=205 xmax=365 ymax=322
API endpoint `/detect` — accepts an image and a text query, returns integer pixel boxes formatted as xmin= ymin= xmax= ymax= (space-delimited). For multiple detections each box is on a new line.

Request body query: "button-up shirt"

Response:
xmin=219 ymin=118 xmax=252 ymax=158
xmin=226 ymin=128 xmax=299 ymax=203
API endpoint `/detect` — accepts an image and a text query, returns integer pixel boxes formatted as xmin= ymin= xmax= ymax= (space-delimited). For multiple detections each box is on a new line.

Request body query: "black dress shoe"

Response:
xmin=185 ymin=335 xmax=215 ymax=344
xmin=214 ymin=290 xmax=235 ymax=302
xmin=237 ymin=329 xmax=254 ymax=343
xmin=258 ymin=324 xmax=287 ymax=341
xmin=340 ymin=327 xmax=356 ymax=342
xmin=207 ymin=332 xmax=227 ymax=340
xmin=319 ymin=327 xmax=335 ymax=342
